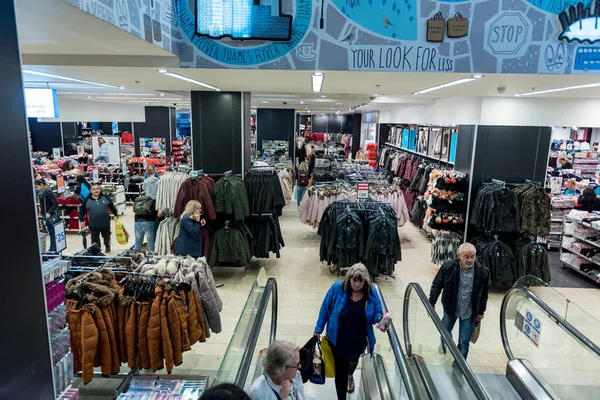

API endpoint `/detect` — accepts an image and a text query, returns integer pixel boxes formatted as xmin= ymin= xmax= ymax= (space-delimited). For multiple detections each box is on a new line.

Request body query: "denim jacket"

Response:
xmin=315 ymin=281 xmax=383 ymax=356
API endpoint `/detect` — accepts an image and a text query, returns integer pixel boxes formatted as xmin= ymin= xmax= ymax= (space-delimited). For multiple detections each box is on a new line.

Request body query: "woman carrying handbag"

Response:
xmin=313 ymin=264 xmax=383 ymax=399
xmin=35 ymin=179 xmax=60 ymax=252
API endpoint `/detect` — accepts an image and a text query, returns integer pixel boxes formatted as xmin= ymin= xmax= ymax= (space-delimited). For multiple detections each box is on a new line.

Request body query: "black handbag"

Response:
xmin=308 ymin=340 xmax=326 ymax=385
xmin=48 ymin=214 xmax=62 ymax=225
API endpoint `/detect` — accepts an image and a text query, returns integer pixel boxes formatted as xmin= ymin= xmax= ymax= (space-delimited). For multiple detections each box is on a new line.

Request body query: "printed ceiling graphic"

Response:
xmin=66 ymin=0 xmax=600 ymax=74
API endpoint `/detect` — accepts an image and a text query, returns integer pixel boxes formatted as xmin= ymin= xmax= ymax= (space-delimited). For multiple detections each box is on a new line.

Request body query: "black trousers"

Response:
xmin=90 ymin=226 xmax=111 ymax=249
xmin=331 ymin=343 xmax=360 ymax=400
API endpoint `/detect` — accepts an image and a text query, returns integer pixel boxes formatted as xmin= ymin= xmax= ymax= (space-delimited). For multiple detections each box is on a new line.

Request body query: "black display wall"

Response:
xmin=311 ymin=114 xmax=348 ymax=133
xmin=61 ymin=122 xmax=78 ymax=155
xmin=118 ymin=122 xmax=133 ymax=132
xmin=191 ymin=91 xmax=250 ymax=174
xmin=454 ymin=125 xmax=476 ymax=174
xmin=133 ymin=106 xmax=175 ymax=157
xmin=1 ymin=1 xmax=54 ymax=397
xmin=256 ymin=108 xmax=295 ymax=156
xmin=28 ymin=118 xmax=62 ymax=154
xmin=351 ymin=113 xmax=362 ymax=157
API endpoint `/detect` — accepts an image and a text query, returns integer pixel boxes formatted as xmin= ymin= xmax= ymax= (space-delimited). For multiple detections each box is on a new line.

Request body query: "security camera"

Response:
xmin=283 ymin=102 xmax=288 ymax=105
xmin=173 ymin=103 xmax=178 ymax=106
xmin=497 ymin=86 xmax=506 ymax=94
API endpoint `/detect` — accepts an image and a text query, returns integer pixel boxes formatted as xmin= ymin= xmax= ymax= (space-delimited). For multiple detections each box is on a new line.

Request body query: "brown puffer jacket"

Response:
xmin=117 ymin=288 xmax=129 ymax=364
xmin=91 ymin=303 xmax=112 ymax=377
xmin=167 ymin=289 xmax=191 ymax=366
xmin=160 ymin=288 xmax=174 ymax=373
xmin=138 ymin=301 xmax=152 ymax=369
xmin=125 ymin=300 xmax=138 ymax=368
xmin=66 ymin=299 xmax=98 ymax=385
xmin=147 ymin=285 xmax=165 ymax=372
xmin=186 ymin=290 xmax=207 ymax=344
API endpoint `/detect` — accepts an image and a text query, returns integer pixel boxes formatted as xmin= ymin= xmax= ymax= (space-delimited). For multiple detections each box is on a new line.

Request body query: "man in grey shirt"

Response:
xmin=79 ymin=183 xmax=119 ymax=253
xmin=429 ymin=243 xmax=490 ymax=361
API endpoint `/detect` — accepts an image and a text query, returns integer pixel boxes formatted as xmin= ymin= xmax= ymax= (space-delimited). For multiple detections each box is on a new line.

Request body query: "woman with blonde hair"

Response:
xmin=296 ymin=161 xmax=310 ymax=207
xmin=176 ymin=200 xmax=206 ymax=257
xmin=313 ymin=264 xmax=383 ymax=399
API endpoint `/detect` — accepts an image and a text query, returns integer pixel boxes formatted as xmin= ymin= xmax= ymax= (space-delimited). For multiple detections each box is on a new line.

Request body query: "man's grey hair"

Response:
xmin=263 ymin=340 xmax=299 ymax=379
xmin=458 ymin=243 xmax=476 ymax=255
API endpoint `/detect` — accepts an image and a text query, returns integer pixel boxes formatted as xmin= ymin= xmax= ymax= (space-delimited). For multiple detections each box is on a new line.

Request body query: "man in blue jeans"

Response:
xmin=429 ymin=243 xmax=490 ymax=366
xmin=133 ymin=198 xmax=162 ymax=252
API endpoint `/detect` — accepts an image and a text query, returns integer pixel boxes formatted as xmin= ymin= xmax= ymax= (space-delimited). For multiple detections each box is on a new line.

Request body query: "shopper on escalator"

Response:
xmin=248 ymin=340 xmax=305 ymax=400
xmin=429 ymin=243 xmax=490 ymax=363
xmin=313 ymin=264 xmax=383 ymax=399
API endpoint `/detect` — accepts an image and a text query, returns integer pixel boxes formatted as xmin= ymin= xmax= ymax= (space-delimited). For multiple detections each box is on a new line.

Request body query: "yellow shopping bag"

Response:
xmin=321 ymin=336 xmax=336 ymax=378
xmin=114 ymin=217 xmax=129 ymax=245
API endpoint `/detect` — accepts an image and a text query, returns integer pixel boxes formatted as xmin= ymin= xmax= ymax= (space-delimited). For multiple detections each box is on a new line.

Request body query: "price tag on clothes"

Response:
xmin=576 ymin=169 xmax=582 ymax=177
xmin=77 ymin=146 xmax=84 ymax=156
xmin=93 ymin=169 xmax=99 ymax=183
xmin=54 ymin=220 xmax=66 ymax=253
xmin=52 ymin=147 xmax=61 ymax=160
xmin=357 ymin=182 xmax=369 ymax=199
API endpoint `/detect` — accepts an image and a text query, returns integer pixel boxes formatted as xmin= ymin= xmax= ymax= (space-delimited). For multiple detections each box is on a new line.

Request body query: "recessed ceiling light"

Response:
xmin=145 ymin=102 xmax=149 ymax=105
xmin=158 ymin=70 xmax=220 ymax=91
xmin=473 ymin=74 xmax=484 ymax=79
xmin=320 ymin=95 xmax=327 ymax=98
xmin=312 ymin=72 xmax=324 ymax=92
xmin=22 ymin=70 xmax=125 ymax=90
xmin=335 ymin=102 xmax=342 ymax=105
xmin=160 ymin=93 xmax=165 ymax=96
xmin=87 ymin=96 xmax=91 ymax=99
xmin=300 ymin=101 xmax=304 ymax=104
xmin=262 ymin=101 xmax=269 ymax=103
xmin=412 ymin=77 xmax=479 ymax=95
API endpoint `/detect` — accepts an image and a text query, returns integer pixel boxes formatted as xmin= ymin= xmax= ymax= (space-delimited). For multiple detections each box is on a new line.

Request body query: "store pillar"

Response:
xmin=133 ymin=106 xmax=177 ymax=157
xmin=190 ymin=91 xmax=252 ymax=174
xmin=256 ymin=108 xmax=295 ymax=158
xmin=0 ymin=0 xmax=55 ymax=398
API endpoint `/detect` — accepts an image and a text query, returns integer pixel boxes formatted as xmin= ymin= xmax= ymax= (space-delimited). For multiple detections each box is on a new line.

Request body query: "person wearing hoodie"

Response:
xmin=142 ymin=168 xmax=160 ymax=199
xmin=35 ymin=179 xmax=59 ymax=252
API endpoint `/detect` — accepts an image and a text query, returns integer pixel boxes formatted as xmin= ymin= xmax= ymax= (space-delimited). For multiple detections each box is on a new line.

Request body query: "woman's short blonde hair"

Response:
xmin=183 ymin=200 xmax=202 ymax=218
xmin=343 ymin=263 xmax=371 ymax=295
xmin=299 ymin=161 xmax=308 ymax=172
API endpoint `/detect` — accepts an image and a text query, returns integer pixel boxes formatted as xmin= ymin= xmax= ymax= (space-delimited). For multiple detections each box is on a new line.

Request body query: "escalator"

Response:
xmin=403 ymin=281 xmax=600 ymax=400
xmin=211 ymin=270 xmax=600 ymax=399
xmin=211 ymin=269 xmax=420 ymax=399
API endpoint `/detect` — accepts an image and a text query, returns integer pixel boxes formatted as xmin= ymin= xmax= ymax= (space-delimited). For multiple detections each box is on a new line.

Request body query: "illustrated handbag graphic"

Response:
xmin=427 ymin=12 xmax=445 ymax=42
xmin=447 ymin=12 xmax=469 ymax=38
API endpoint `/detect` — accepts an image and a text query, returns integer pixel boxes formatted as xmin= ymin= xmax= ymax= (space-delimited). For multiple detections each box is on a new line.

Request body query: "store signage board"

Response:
xmin=550 ymin=177 xmax=563 ymax=194
xmin=24 ymin=88 xmax=59 ymax=118
xmin=54 ymin=220 xmax=66 ymax=253
xmin=521 ymin=308 xmax=542 ymax=347
xmin=53 ymin=148 xmax=61 ymax=160
xmin=56 ymin=175 xmax=65 ymax=194
xmin=357 ymin=182 xmax=369 ymax=199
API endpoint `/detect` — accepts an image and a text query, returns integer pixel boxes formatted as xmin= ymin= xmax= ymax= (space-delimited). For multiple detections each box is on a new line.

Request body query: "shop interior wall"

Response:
xmin=454 ymin=125 xmax=476 ymax=174
xmin=379 ymin=97 xmax=482 ymax=125
xmin=28 ymin=118 xmax=62 ymax=154
xmin=133 ymin=106 xmax=174 ymax=157
xmin=170 ymin=108 xmax=177 ymax=143
xmin=119 ymin=122 xmax=133 ymax=133
xmin=466 ymin=126 xmax=552 ymax=237
xmin=311 ymin=114 xmax=348 ymax=134
xmin=61 ymin=122 xmax=78 ymax=155
xmin=2 ymin=0 xmax=54 ymax=396
xmin=256 ymin=108 xmax=295 ymax=156
xmin=38 ymin=98 xmax=145 ymax=123
xmin=191 ymin=91 xmax=244 ymax=174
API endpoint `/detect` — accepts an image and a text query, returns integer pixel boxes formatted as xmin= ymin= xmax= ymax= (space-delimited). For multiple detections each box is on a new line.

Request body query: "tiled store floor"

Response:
xmin=62 ymin=201 xmax=600 ymax=398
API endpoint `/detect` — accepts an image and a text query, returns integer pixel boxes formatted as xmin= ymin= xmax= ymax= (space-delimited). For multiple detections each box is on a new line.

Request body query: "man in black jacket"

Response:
xmin=429 ymin=243 xmax=490 ymax=361
xmin=79 ymin=183 xmax=119 ymax=253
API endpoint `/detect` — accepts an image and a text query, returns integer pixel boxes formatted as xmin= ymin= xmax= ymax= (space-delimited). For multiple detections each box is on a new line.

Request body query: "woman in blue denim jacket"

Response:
xmin=313 ymin=264 xmax=383 ymax=399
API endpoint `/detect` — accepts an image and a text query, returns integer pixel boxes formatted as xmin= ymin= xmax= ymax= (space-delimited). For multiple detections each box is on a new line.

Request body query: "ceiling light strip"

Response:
xmin=312 ymin=73 xmax=324 ymax=92
xmin=158 ymin=70 xmax=220 ymax=91
xmin=22 ymin=70 xmax=125 ymax=90
xmin=412 ymin=75 xmax=482 ymax=95
xmin=515 ymin=82 xmax=600 ymax=96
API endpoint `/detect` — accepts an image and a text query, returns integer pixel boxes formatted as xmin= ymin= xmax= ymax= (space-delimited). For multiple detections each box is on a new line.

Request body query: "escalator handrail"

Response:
xmin=371 ymin=283 xmax=419 ymax=400
xmin=233 ymin=277 xmax=279 ymax=388
xmin=500 ymin=286 xmax=600 ymax=361
xmin=403 ymin=282 xmax=490 ymax=400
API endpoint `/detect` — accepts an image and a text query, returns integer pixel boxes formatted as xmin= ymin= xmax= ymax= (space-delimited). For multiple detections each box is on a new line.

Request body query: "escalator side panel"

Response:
xmin=360 ymin=353 xmax=394 ymax=400
xmin=410 ymin=356 xmax=440 ymax=400
xmin=505 ymin=359 xmax=555 ymax=400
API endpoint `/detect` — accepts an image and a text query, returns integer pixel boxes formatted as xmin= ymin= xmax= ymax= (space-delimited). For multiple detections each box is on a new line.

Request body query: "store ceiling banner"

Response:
xmin=66 ymin=0 xmax=600 ymax=74
xmin=24 ymin=88 xmax=59 ymax=118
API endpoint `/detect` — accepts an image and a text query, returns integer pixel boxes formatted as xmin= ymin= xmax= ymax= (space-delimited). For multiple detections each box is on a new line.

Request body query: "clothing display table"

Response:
xmin=561 ymin=210 xmax=600 ymax=283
